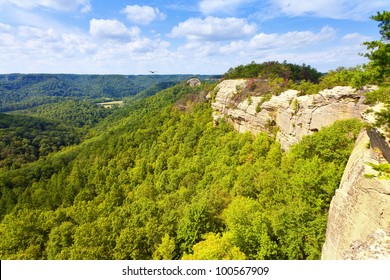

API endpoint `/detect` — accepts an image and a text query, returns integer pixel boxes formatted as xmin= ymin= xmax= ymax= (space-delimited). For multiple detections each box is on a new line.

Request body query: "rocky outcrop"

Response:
xmin=211 ymin=79 xmax=372 ymax=150
xmin=212 ymin=79 xmax=269 ymax=135
xmin=187 ymin=78 xmax=201 ymax=87
xmin=321 ymin=130 xmax=390 ymax=259
xmin=211 ymin=79 xmax=390 ymax=259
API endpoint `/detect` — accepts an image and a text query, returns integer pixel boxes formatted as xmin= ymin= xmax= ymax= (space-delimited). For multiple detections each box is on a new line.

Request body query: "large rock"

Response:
xmin=212 ymin=79 xmax=268 ymax=135
xmin=211 ymin=79 xmax=390 ymax=259
xmin=321 ymin=130 xmax=390 ymax=259
xmin=211 ymin=80 xmax=371 ymax=150
xmin=187 ymin=78 xmax=201 ymax=87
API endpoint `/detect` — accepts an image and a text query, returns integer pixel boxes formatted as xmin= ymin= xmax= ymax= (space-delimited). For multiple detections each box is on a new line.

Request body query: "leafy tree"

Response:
xmin=223 ymin=61 xmax=322 ymax=83
xmin=0 ymin=70 xmax=365 ymax=261
xmin=362 ymin=11 xmax=390 ymax=84
xmin=177 ymin=202 xmax=215 ymax=254
xmin=46 ymin=221 xmax=76 ymax=259
xmin=223 ymin=196 xmax=280 ymax=259
xmin=0 ymin=113 xmax=80 ymax=170
xmin=153 ymin=234 xmax=176 ymax=260
xmin=182 ymin=233 xmax=246 ymax=260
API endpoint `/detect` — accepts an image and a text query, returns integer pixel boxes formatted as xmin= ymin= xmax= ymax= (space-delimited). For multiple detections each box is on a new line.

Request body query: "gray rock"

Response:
xmin=187 ymin=78 xmax=201 ymax=87
xmin=211 ymin=80 xmax=371 ymax=150
xmin=321 ymin=130 xmax=390 ymax=259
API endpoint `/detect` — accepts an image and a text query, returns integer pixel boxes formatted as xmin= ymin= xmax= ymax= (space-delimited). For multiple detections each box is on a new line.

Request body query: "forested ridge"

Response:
xmin=0 ymin=80 xmax=363 ymax=259
xmin=0 ymin=11 xmax=388 ymax=260
xmin=0 ymin=74 xmax=219 ymax=112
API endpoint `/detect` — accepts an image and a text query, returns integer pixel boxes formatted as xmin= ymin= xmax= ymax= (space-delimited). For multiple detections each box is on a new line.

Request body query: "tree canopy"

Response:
xmin=0 ymin=81 xmax=363 ymax=260
xmin=223 ymin=61 xmax=323 ymax=83
xmin=0 ymin=11 xmax=387 ymax=261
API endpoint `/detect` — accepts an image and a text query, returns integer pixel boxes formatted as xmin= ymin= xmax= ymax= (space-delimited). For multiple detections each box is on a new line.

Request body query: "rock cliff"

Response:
xmin=211 ymin=79 xmax=390 ymax=259
xmin=321 ymin=130 xmax=390 ymax=259
xmin=211 ymin=79 xmax=371 ymax=150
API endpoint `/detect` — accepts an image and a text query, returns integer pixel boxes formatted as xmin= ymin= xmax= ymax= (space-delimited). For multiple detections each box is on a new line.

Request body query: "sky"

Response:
xmin=0 ymin=0 xmax=389 ymax=74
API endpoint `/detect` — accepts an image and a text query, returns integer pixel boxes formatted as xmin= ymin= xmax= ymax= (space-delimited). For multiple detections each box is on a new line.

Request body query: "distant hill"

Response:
xmin=0 ymin=74 xmax=220 ymax=112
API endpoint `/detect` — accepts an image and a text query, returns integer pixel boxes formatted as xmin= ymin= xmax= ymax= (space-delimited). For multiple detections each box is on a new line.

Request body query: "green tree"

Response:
xmin=153 ymin=234 xmax=176 ymax=260
xmin=182 ymin=233 xmax=246 ymax=260
xmin=46 ymin=221 xmax=76 ymax=259
xmin=223 ymin=197 xmax=280 ymax=259
xmin=363 ymin=11 xmax=390 ymax=83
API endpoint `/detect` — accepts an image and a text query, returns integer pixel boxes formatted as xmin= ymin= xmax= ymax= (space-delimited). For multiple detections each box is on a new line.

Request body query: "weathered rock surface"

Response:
xmin=321 ymin=130 xmax=390 ymax=259
xmin=342 ymin=229 xmax=390 ymax=260
xmin=212 ymin=79 xmax=390 ymax=259
xmin=212 ymin=80 xmax=390 ymax=259
xmin=187 ymin=78 xmax=201 ymax=87
xmin=211 ymin=80 xmax=371 ymax=150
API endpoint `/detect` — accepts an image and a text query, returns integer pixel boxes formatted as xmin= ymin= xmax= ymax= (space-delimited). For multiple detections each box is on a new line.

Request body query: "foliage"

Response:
xmin=224 ymin=61 xmax=323 ymax=83
xmin=365 ymin=86 xmax=390 ymax=104
xmin=0 ymin=76 xmax=362 ymax=259
xmin=362 ymin=11 xmax=390 ymax=130
xmin=0 ymin=74 xmax=219 ymax=112
xmin=182 ymin=233 xmax=246 ymax=260
xmin=365 ymin=162 xmax=390 ymax=179
xmin=28 ymin=100 xmax=113 ymax=129
xmin=0 ymin=23 xmax=377 ymax=259
xmin=223 ymin=62 xmax=373 ymax=100
xmin=362 ymin=11 xmax=390 ymax=84
xmin=0 ymin=113 xmax=80 ymax=170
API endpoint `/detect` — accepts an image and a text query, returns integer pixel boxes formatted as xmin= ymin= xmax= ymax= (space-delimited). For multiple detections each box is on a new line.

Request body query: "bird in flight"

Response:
xmin=149 ymin=71 xmax=157 ymax=73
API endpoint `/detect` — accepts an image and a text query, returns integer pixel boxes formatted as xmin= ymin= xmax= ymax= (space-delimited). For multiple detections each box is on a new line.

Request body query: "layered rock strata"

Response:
xmin=211 ymin=79 xmax=390 ymax=259
xmin=211 ymin=80 xmax=371 ymax=150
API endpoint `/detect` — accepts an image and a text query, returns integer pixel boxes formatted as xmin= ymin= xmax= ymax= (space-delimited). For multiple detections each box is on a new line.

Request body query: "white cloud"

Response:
xmin=170 ymin=16 xmax=257 ymax=41
xmin=0 ymin=23 xmax=15 ymax=46
xmin=0 ymin=0 xmax=91 ymax=12
xmin=61 ymin=33 xmax=97 ymax=55
xmin=178 ymin=41 xmax=221 ymax=57
xmin=253 ymin=43 xmax=369 ymax=71
xmin=218 ymin=26 xmax=336 ymax=55
xmin=121 ymin=5 xmax=166 ymax=25
xmin=220 ymin=40 xmax=247 ymax=54
xmin=0 ymin=20 xmax=173 ymax=74
xmin=270 ymin=0 xmax=389 ymax=20
xmin=18 ymin=26 xmax=58 ymax=41
xmin=249 ymin=26 xmax=336 ymax=50
xmin=0 ymin=22 xmax=12 ymax=32
xmin=89 ymin=19 xmax=140 ymax=41
xmin=172 ymin=25 xmax=336 ymax=66
xmin=0 ymin=1 xmax=377 ymax=74
xmin=342 ymin=33 xmax=371 ymax=43
xmin=199 ymin=0 xmax=247 ymax=15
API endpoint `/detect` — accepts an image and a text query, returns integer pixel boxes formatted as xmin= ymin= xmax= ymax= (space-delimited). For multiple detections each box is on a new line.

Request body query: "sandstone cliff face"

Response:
xmin=211 ymin=80 xmax=371 ymax=150
xmin=212 ymin=79 xmax=390 ymax=259
xmin=321 ymin=130 xmax=390 ymax=259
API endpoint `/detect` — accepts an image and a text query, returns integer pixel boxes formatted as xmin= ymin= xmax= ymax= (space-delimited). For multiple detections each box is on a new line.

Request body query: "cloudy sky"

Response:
xmin=0 ymin=0 xmax=388 ymax=74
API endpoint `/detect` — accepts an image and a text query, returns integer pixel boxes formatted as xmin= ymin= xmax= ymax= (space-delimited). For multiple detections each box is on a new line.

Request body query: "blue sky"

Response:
xmin=0 ymin=0 xmax=388 ymax=74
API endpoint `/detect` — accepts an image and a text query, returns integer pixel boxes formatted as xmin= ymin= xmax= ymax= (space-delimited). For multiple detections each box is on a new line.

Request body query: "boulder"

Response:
xmin=187 ymin=78 xmax=201 ymax=87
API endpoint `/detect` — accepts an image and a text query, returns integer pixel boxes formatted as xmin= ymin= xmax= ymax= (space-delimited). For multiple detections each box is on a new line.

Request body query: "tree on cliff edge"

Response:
xmin=363 ymin=11 xmax=390 ymax=84
xmin=364 ymin=11 xmax=390 ymax=131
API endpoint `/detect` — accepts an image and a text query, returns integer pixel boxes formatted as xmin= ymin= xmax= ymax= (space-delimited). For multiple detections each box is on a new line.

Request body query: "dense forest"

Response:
xmin=0 ymin=11 xmax=388 ymax=260
xmin=0 ymin=81 xmax=363 ymax=259
xmin=0 ymin=74 xmax=219 ymax=112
